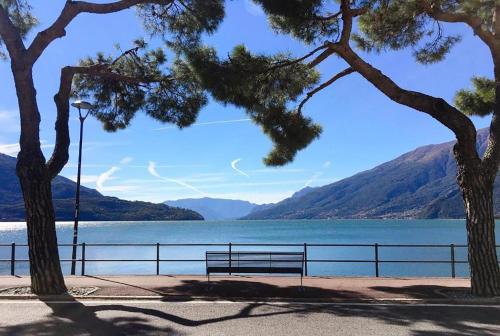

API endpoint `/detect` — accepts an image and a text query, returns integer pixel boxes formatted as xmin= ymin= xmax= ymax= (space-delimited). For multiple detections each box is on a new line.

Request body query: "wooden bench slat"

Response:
xmin=206 ymin=251 xmax=305 ymax=276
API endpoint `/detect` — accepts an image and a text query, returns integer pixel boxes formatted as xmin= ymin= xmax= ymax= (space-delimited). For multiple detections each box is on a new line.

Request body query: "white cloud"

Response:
xmin=0 ymin=143 xmax=20 ymax=156
xmin=120 ymin=156 xmax=133 ymax=165
xmin=121 ymin=172 xmax=227 ymax=185
xmin=96 ymin=166 xmax=120 ymax=190
xmin=208 ymin=191 xmax=294 ymax=204
xmin=127 ymin=178 xmax=335 ymax=191
xmin=303 ymin=161 xmax=333 ymax=187
xmin=249 ymin=168 xmax=305 ymax=174
xmin=0 ymin=141 xmax=54 ymax=157
xmin=147 ymin=161 xmax=161 ymax=178
xmin=183 ymin=176 xmax=225 ymax=183
xmin=231 ymin=158 xmax=250 ymax=178
xmin=123 ymin=190 xmax=295 ymax=205
xmin=97 ymin=185 xmax=138 ymax=193
xmin=68 ymin=175 xmax=100 ymax=184
xmin=154 ymin=118 xmax=251 ymax=131
xmin=304 ymin=172 xmax=323 ymax=187
xmin=127 ymin=163 xmax=208 ymax=169
xmin=148 ymin=161 xmax=206 ymax=195
xmin=65 ymin=163 xmax=115 ymax=168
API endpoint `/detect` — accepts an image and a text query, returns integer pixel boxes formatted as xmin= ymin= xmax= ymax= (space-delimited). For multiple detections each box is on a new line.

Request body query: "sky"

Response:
xmin=0 ymin=1 xmax=493 ymax=204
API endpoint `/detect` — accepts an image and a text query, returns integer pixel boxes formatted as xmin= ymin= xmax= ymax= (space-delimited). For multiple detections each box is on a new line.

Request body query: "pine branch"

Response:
xmin=312 ymin=1 xmax=480 ymax=160
xmin=268 ymin=44 xmax=328 ymax=71
xmin=27 ymin=0 xmax=174 ymax=64
xmin=417 ymin=0 xmax=494 ymax=50
xmin=297 ymin=67 xmax=354 ymax=114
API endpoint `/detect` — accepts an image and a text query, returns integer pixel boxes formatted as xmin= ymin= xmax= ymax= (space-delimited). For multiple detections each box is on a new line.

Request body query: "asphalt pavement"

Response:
xmin=0 ymin=300 xmax=499 ymax=335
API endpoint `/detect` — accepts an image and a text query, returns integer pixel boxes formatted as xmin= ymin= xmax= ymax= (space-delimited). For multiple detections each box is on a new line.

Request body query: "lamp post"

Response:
xmin=70 ymin=100 xmax=94 ymax=275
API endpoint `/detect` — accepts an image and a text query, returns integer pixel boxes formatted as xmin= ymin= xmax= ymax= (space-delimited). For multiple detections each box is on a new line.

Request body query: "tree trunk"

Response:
xmin=13 ymin=62 xmax=67 ymax=295
xmin=456 ymin=151 xmax=500 ymax=296
xmin=17 ymin=159 xmax=67 ymax=295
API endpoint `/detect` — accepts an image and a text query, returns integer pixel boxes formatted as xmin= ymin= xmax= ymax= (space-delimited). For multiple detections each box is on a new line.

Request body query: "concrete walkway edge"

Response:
xmin=2 ymin=275 xmax=498 ymax=304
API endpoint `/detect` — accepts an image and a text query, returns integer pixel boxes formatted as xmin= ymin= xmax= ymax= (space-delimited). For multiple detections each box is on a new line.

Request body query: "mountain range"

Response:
xmin=3 ymin=128 xmax=497 ymax=222
xmin=244 ymin=128 xmax=499 ymax=219
xmin=165 ymin=197 xmax=258 ymax=220
xmin=0 ymin=153 xmax=203 ymax=221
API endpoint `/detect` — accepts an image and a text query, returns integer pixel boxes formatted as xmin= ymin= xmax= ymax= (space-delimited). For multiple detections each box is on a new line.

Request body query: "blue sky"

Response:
xmin=0 ymin=1 xmax=493 ymax=204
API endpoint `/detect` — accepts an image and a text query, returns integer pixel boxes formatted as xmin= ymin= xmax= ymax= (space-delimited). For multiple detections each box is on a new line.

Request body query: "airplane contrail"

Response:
xmin=96 ymin=166 xmax=120 ymax=190
xmin=231 ymin=158 xmax=250 ymax=178
xmin=148 ymin=161 xmax=206 ymax=195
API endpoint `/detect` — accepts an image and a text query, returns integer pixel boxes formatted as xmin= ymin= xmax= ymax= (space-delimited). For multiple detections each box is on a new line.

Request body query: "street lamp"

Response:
xmin=70 ymin=100 xmax=94 ymax=275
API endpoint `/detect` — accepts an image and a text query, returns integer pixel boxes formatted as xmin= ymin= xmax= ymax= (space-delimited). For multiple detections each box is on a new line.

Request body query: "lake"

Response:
xmin=0 ymin=219 xmax=498 ymax=277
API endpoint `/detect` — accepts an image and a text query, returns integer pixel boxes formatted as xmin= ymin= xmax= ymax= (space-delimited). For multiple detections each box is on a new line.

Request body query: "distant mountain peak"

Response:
xmin=165 ymin=198 xmax=258 ymax=220
xmin=291 ymin=186 xmax=315 ymax=199
xmin=244 ymin=128 xmax=499 ymax=220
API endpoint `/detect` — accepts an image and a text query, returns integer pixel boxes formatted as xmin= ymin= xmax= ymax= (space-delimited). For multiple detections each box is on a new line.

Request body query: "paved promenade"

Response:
xmin=1 ymin=276 xmax=499 ymax=335
xmin=0 ymin=275 xmax=473 ymax=301
xmin=1 ymin=300 xmax=499 ymax=335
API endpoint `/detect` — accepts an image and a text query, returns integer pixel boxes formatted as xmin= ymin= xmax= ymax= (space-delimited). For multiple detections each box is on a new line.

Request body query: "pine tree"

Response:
xmin=184 ymin=0 xmax=500 ymax=296
xmin=0 ymin=0 xmax=224 ymax=294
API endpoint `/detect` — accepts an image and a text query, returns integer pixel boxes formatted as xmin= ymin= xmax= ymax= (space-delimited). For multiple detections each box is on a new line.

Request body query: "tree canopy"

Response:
xmin=1 ymin=0 xmax=496 ymax=177
xmin=0 ymin=0 xmax=327 ymax=166
xmin=0 ymin=0 xmax=223 ymax=137
xmin=177 ymin=0 xmax=498 ymax=166
xmin=185 ymin=45 xmax=322 ymax=165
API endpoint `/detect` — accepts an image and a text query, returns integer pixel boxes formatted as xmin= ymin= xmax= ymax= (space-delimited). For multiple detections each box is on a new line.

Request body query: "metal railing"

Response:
xmin=1 ymin=242 xmax=498 ymax=278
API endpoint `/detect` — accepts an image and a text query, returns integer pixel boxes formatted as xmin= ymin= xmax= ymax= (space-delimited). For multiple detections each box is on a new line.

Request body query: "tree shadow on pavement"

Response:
xmin=0 ymin=293 xmax=183 ymax=336
xmin=369 ymin=285 xmax=470 ymax=299
xmin=155 ymin=279 xmax=372 ymax=300
xmin=84 ymin=276 xmax=374 ymax=299
xmin=329 ymin=304 xmax=500 ymax=336
xmin=0 ymin=282 xmax=498 ymax=336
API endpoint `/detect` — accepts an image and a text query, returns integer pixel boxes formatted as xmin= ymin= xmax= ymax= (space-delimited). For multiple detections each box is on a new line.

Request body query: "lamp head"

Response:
xmin=71 ymin=100 xmax=94 ymax=110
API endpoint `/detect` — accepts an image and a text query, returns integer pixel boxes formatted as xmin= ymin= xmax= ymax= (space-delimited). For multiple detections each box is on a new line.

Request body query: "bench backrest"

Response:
xmin=206 ymin=251 xmax=304 ymax=272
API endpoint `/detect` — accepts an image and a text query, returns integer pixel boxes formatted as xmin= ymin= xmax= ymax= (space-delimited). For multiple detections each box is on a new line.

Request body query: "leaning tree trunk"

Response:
xmin=456 ymin=152 xmax=500 ymax=297
xmin=13 ymin=64 xmax=67 ymax=295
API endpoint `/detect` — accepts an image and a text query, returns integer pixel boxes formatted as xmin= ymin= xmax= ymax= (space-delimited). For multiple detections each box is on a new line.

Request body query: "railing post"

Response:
xmin=374 ymin=243 xmax=379 ymax=277
xmin=450 ymin=244 xmax=456 ymax=278
xmin=10 ymin=243 xmax=15 ymax=276
xmin=269 ymin=252 xmax=272 ymax=272
xmin=229 ymin=242 xmax=232 ymax=275
xmin=81 ymin=243 xmax=86 ymax=276
xmin=156 ymin=243 xmax=160 ymax=275
xmin=303 ymin=243 xmax=308 ymax=276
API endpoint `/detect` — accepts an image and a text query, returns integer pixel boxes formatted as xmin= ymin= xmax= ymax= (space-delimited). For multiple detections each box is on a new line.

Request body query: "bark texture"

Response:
xmin=455 ymin=147 xmax=500 ymax=296
xmin=13 ymin=63 xmax=67 ymax=295
xmin=17 ymin=161 xmax=67 ymax=294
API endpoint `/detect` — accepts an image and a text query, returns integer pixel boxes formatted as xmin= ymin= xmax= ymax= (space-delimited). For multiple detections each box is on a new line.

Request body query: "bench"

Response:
xmin=205 ymin=251 xmax=305 ymax=286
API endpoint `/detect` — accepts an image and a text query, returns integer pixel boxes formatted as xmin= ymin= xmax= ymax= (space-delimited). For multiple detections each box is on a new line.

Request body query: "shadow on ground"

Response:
xmin=83 ymin=276 xmax=469 ymax=300
xmin=0 ymin=294 xmax=182 ymax=336
xmin=370 ymin=285 xmax=469 ymax=299
xmin=157 ymin=278 xmax=371 ymax=300
xmin=0 ymin=280 xmax=498 ymax=336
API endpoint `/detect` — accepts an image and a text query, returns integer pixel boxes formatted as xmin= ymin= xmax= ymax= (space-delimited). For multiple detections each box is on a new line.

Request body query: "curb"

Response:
xmin=1 ymin=294 xmax=500 ymax=305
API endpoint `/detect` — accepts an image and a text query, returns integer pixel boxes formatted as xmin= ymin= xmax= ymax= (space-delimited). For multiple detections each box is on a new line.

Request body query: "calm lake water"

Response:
xmin=0 ymin=219 xmax=498 ymax=277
